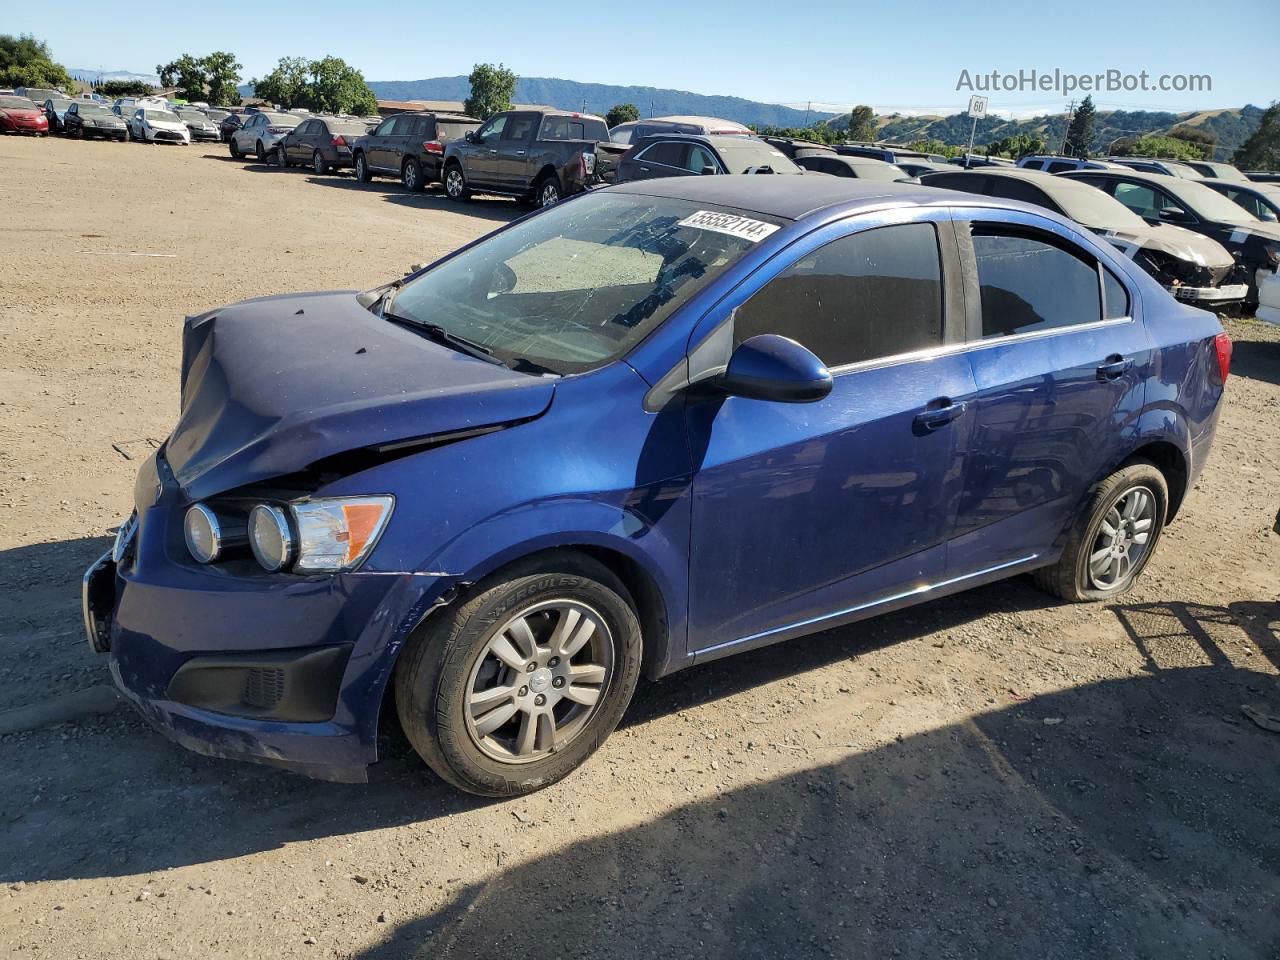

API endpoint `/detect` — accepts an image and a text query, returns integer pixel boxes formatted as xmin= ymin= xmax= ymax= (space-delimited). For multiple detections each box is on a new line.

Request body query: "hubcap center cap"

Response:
xmin=529 ymin=668 xmax=553 ymax=694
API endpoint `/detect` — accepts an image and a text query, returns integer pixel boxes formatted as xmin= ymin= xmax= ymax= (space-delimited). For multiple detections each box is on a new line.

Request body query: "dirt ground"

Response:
xmin=1 ymin=134 xmax=1279 ymax=960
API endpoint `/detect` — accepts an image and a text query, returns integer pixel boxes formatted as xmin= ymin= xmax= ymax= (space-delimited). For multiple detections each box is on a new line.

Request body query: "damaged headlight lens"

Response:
xmin=247 ymin=496 xmax=393 ymax=574
xmin=290 ymin=496 xmax=394 ymax=573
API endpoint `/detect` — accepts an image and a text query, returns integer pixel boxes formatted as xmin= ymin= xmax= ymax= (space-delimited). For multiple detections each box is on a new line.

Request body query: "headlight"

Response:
xmin=184 ymin=503 xmax=223 ymax=563
xmin=290 ymin=496 xmax=394 ymax=573
xmin=249 ymin=504 xmax=294 ymax=571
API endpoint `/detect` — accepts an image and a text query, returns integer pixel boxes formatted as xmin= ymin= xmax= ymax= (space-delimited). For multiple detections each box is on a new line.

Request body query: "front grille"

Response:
xmin=155 ymin=131 xmax=183 ymax=141
xmin=242 ymin=667 xmax=286 ymax=710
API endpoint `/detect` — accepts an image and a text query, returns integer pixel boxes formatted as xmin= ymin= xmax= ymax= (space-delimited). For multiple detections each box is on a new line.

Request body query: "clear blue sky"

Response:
xmin=13 ymin=0 xmax=1277 ymax=114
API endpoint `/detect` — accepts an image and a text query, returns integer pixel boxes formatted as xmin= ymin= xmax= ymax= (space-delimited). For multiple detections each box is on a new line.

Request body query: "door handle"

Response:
xmin=914 ymin=399 xmax=968 ymax=432
xmin=1096 ymin=355 xmax=1134 ymax=381
xmin=639 ymin=166 xmax=650 ymax=172
xmin=488 ymin=148 xmax=498 ymax=154
xmin=515 ymin=150 xmax=526 ymax=155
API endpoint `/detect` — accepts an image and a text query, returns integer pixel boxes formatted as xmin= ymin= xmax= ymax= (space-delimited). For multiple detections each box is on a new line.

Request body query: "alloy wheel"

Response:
xmin=464 ymin=600 xmax=613 ymax=763
xmin=446 ymin=168 xmax=464 ymax=198
xmin=539 ymin=181 xmax=560 ymax=207
xmin=1087 ymin=485 xmax=1156 ymax=590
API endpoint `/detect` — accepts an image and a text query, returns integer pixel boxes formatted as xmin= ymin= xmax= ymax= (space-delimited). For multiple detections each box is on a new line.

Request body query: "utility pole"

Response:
xmin=1060 ymin=100 xmax=1076 ymax=155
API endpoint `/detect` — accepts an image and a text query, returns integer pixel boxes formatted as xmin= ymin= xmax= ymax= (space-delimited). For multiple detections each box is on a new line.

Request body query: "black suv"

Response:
xmin=352 ymin=112 xmax=480 ymax=191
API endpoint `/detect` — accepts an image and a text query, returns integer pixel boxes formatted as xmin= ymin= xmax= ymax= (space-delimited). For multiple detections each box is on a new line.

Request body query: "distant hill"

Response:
xmin=366 ymin=75 xmax=838 ymax=129
xmin=69 ymin=68 xmax=161 ymax=87
xmin=837 ymin=105 xmax=1265 ymax=155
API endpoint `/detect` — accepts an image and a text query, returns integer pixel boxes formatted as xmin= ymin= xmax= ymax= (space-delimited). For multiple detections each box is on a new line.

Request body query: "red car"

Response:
xmin=0 ymin=95 xmax=49 ymax=135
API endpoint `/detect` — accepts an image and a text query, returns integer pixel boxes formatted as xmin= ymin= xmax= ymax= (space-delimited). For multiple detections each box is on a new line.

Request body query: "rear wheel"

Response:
xmin=277 ymin=146 xmax=290 ymax=168
xmin=229 ymin=138 xmax=241 ymax=159
xmin=443 ymin=162 xmax=470 ymax=202
xmin=395 ymin=555 xmax=642 ymax=796
xmin=534 ymin=174 xmax=562 ymax=208
xmin=255 ymin=139 xmax=267 ymax=163
xmin=1034 ymin=460 xmax=1168 ymax=602
xmin=402 ymin=157 xmax=424 ymax=191
xmin=313 ymin=150 xmax=329 ymax=175
xmin=354 ymin=152 xmax=371 ymax=182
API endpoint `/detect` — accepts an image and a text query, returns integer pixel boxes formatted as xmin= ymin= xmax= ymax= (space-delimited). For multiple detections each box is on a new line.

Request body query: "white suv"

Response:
xmin=1018 ymin=155 xmax=1120 ymax=173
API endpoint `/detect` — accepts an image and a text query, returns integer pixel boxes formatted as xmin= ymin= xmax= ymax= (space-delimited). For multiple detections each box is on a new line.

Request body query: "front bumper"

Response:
xmin=1169 ymin=282 xmax=1248 ymax=303
xmin=84 ymin=457 xmax=456 ymax=780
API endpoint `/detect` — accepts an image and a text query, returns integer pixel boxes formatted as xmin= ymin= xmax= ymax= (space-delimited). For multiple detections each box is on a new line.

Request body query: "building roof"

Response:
xmin=374 ymin=98 xmax=557 ymax=115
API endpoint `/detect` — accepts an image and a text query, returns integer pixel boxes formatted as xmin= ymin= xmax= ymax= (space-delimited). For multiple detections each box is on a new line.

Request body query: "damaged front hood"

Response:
xmin=1099 ymin=223 xmax=1234 ymax=270
xmin=167 ymin=291 xmax=554 ymax=499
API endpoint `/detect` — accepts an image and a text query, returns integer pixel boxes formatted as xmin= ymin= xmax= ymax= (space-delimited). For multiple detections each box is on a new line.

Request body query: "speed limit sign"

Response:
xmin=968 ymin=95 xmax=989 ymax=119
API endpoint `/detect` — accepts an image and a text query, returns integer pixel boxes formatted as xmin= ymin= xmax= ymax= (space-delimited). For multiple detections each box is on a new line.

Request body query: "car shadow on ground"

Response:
xmin=353 ymin=661 xmax=1280 ymax=960
xmin=1230 ymin=335 xmax=1280 ymax=388
xmin=300 ymin=175 xmax=523 ymax=222
xmin=0 ymin=565 xmax=1063 ymax=885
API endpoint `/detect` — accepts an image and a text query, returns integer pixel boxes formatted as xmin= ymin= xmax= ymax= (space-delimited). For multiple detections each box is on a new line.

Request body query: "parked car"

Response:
xmin=895 ymin=159 xmax=951 ymax=178
xmin=1017 ymin=155 xmax=1124 ymax=173
xmin=1104 ymin=157 xmax=1199 ymax=178
xmin=1197 ymin=179 xmax=1280 ymax=222
xmin=608 ymin=115 xmax=752 ymax=146
xmin=0 ymin=94 xmax=48 ymax=135
xmin=922 ymin=168 xmax=1243 ymax=306
xmin=217 ymin=109 xmax=245 ymax=142
xmin=128 ymin=107 xmax=191 ymax=145
xmin=228 ymin=111 xmax=301 ymax=162
xmin=759 ymin=136 xmax=834 ymax=159
xmin=83 ymin=177 xmax=1229 ymax=796
xmin=1246 ymin=171 xmax=1280 ymax=184
xmin=349 ymin=112 xmax=479 ymax=189
xmin=1061 ymin=169 xmax=1280 ymax=306
xmin=443 ymin=109 xmax=612 ymax=207
xmin=614 ymin=134 xmax=802 ymax=183
xmin=1184 ymin=160 xmax=1248 ymax=181
xmin=42 ymin=97 xmax=73 ymax=133
xmin=949 ymin=154 xmax=1015 ymax=168
xmin=1259 ymin=270 xmax=1280 ymax=325
xmin=794 ymin=153 xmax=906 ymax=180
xmin=176 ymin=107 xmax=220 ymax=142
xmin=835 ymin=143 xmax=930 ymax=164
xmin=63 ymin=100 xmax=127 ymax=140
xmin=16 ymin=86 xmax=63 ymax=104
xmin=280 ymin=116 xmax=378 ymax=174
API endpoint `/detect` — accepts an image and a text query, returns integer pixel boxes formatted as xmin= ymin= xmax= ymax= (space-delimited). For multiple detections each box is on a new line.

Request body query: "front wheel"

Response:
xmin=255 ymin=139 xmax=267 ymax=163
xmin=229 ymin=138 xmax=241 ymax=159
xmin=1034 ymin=460 xmax=1168 ymax=602
xmin=395 ymin=555 xmax=642 ymax=796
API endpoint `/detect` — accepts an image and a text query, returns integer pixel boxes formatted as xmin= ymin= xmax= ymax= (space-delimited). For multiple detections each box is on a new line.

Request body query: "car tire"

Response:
xmin=313 ymin=150 xmax=329 ymax=175
xmin=395 ymin=553 xmax=643 ymax=797
xmin=1033 ymin=460 xmax=1169 ymax=602
xmin=402 ymin=157 xmax=424 ymax=192
xmin=277 ymin=147 xmax=290 ymax=168
xmin=256 ymin=139 xmax=267 ymax=163
xmin=354 ymin=152 xmax=371 ymax=183
xmin=534 ymin=174 xmax=563 ymax=208
xmin=229 ymin=138 xmax=240 ymax=159
xmin=443 ymin=162 xmax=470 ymax=202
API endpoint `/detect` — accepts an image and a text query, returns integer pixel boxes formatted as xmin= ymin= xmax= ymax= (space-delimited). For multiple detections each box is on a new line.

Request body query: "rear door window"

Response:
xmin=734 ymin=222 xmax=945 ymax=368
xmin=1022 ymin=160 xmax=1044 ymax=170
xmin=971 ymin=227 xmax=1102 ymax=337
xmin=1046 ymin=160 xmax=1076 ymax=173
xmin=1102 ymin=266 xmax=1130 ymax=319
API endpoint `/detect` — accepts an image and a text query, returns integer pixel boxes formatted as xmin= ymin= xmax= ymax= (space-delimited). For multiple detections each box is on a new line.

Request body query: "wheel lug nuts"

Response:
xmin=518 ymin=686 xmax=528 ymax=697
xmin=534 ymin=694 xmax=546 ymax=707
xmin=526 ymin=662 xmax=537 ymax=673
xmin=548 ymin=657 xmax=560 ymax=667
xmin=552 ymin=677 xmax=565 ymax=688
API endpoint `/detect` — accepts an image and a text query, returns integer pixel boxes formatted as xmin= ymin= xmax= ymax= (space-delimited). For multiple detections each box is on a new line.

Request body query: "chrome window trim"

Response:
xmin=826 ymin=315 xmax=1134 ymax=378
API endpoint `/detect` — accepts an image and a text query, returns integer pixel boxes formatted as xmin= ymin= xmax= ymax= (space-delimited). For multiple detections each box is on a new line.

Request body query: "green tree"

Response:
xmin=306 ymin=56 xmax=376 ymax=114
xmin=251 ymin=56 xmax=310 ymax=108
xmin=1112 ymin=134 xmax=1209 ymax=161
xmin=1233 ymin=102 xmax=1280 ymax=170
xmin=0 ymin=34 xmax=72 ymax=91
xmin=1169 ymin=124 xmax=1216 ymax=152
xmin=986 ymin=133 xmax=1046 ymax=160
xmin=157 ymin=54 xmax=208 ymax=101
xmin=606 ymin=103 xmax=639 ymax=128
xmin=98 ymin=79 xmax=155 ymax=98
xmin=203 ymin=51 xmax=243 ymax=106
xmin=464 ymin=62 xmax=517 ymax=120
xmin=1064 ymin=94 xmax=1097 ymax=157
xmin=846 ymin=104 xmax=876 ymax=142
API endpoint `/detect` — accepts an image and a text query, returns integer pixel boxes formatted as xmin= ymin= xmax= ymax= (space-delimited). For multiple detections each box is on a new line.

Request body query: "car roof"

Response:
xmin=393 ymin=111 xmax=478 ymax=122
xmin=605 ymin=175 xmax=953 ymax=221
xmin=645 ymin=114 xmax=750 ymax=129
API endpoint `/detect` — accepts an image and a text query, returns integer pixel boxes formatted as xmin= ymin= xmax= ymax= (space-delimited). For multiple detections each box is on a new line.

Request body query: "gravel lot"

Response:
xmin=1 ymin=135 xmax=1278 ymax=960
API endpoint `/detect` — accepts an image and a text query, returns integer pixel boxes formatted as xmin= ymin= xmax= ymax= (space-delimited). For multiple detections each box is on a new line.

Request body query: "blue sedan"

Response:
xmin=85 ymin=177 xmax=1230 ymax=795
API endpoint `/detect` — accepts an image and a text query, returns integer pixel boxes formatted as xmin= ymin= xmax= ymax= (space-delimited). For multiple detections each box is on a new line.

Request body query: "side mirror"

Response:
xmin=701 ymin=165 xmax=718 ymax=176
xmin=465 ymin=131 xmax=477 ymax=143
xmin=716 ymin=335 xmax=832 ymax=403
xmin=1158 ymin=205 xmax=1190 ymax=223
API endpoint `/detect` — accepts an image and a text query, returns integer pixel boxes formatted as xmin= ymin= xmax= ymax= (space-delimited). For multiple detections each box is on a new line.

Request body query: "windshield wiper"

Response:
xmin=380 ymin=310 xmax=505 ymax=365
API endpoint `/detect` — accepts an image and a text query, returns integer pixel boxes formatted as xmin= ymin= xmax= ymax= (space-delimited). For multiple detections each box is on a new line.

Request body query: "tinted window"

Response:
xmin=435 ymin=121 xmax=477 ymax=142
xmin=986 ymin=178 xmax=1055 ymax=211
xmin=504 ymin=115 xmax=535 ymax=140
xmin=1102 ymin=267 xmax=1129 ymax=319
xmin=638 ymin=141 xmax=689 ymax=167
xmin=1022 ymin=159 xmax=1044 ymax=170
xmin=735 ymin=223 xmax=944 ymax=368
xmin=1110 ymin=182 xmax=1165 ymax=219
xmin=1046 ymin=161 xmax=1076 ymax=173
xmin=372 ymin=118 xmax=395 ymax=136
xmin=972 ymin=229 xmax=1101 ymax=338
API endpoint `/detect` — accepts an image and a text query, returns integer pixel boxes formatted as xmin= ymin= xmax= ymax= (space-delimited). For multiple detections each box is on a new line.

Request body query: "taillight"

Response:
xmin=268 ymin=125 xmax=289 ymax=134
xmin=423 ymin=140 xmax=443 ymax=154
xmin=331 ymin=135 xmax=347 ymax=147
xmin=579 ymin=151 xmax=596 ymax=178
xmin=1213 ymin=332 xmax=1232 ymax=384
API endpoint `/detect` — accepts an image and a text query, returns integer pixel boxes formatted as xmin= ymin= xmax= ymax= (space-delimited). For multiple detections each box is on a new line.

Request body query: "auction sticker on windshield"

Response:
xmin=677 ymin=210 xmax=780 ymax=242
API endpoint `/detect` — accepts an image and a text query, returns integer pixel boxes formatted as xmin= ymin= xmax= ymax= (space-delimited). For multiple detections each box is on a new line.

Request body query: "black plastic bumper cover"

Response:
xmin=166 ymin=643 xmax=353 ymax=723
